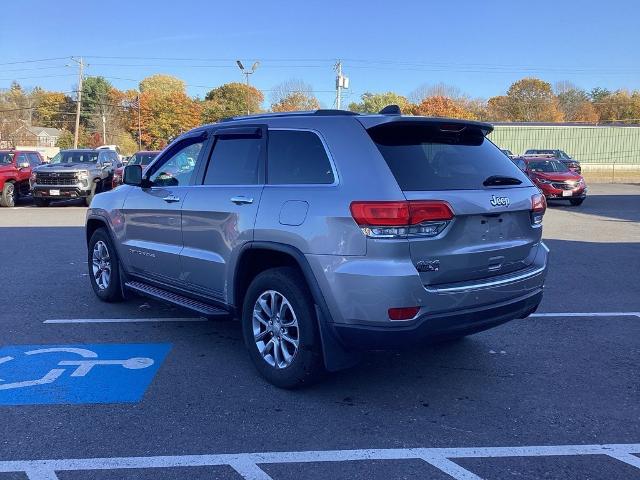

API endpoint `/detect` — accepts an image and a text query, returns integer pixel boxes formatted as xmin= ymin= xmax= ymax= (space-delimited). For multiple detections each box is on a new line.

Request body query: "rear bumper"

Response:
xmin=333 ymin=289 xmax=542 ymax=349
xmin=306 ymin=242 xmax=548 ymax=348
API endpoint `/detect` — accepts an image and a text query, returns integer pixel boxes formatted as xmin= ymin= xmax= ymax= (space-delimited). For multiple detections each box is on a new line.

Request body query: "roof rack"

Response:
xmin=221 ymin=109 xmax=359 ymax=122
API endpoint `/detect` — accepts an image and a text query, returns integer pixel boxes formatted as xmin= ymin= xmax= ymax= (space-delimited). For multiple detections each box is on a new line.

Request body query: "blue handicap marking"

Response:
xmin=0 ymin=344 xmax=171 ymax=405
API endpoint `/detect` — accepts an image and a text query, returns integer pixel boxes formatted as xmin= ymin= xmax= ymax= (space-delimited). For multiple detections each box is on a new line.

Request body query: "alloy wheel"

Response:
xmin=252 ymin=290 xmax=300 ymax=369
xmin=91 ymin=240 xmax=112 ymax=290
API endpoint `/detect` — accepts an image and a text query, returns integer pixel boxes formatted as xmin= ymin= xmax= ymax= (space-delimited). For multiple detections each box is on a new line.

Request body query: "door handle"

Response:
xmin=230 ymin=196 xmax=254 ymax=205
xmin=163 ymin=194 xmax=180 ymax=203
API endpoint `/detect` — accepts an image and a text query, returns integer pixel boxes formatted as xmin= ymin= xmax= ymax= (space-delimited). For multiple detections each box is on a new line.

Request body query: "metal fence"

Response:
xmin=488 ymin=125 xmax=640 ymax=165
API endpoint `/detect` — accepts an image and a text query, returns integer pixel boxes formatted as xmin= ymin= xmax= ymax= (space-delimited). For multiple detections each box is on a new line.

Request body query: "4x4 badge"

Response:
xmin=490 ymin=195 xmax=510 ymax=207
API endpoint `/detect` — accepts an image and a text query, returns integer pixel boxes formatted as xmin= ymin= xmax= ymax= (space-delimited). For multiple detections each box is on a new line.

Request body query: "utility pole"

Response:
xmin=236 ymin=60 xmax=260 ymax=115
xmin=101 ymin=114 xmax=106 ymax=144
xmin=334 ymin=60 xmax=349 ymax=109
xmin=71 ymin=57 xmax=84 ymax=149
xmin=137 ymin=95 xmax=142 ymax=150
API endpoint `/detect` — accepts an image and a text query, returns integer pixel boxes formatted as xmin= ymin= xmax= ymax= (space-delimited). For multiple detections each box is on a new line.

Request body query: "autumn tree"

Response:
xmin=137 ymin=90 xmax=202 ymax=149
xmin=409 ymin=96 xmax=476 ymax=119
xmin=202 ymin=82 xmax=264 ymax=122
xmin=33 ymin=91 xmax=73 ymax=129
xmin=556 ymin=87 xmax=598 ymax=122
xmin=270 ymin=79 xmax=319 ymax=112
xmin=348 ymin=92 xmax=411 ymax=113
xmin=504 ymin=78 xmax=563 ymax=122
xmin=593 ymin=90 xmax=640 ymax=123
xmin=139 ymin=74 xmax=186 ymax=95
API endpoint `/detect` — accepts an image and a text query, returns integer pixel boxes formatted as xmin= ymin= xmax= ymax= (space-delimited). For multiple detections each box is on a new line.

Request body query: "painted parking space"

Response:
xmin=0 ymin=344 xmax=171 ymax=405
xmin=1 ymin=443 xmax=640 ymax=480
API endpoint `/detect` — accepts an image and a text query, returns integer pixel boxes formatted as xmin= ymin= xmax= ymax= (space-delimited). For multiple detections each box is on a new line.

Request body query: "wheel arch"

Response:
xmin=232 ymin=241 xmax=360 ymax=372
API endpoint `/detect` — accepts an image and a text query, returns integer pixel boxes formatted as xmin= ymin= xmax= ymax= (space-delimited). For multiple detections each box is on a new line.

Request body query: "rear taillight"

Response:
xmin=350 ymin=200 xmax=453 ymax=238
xmin=531 ymin=193 xmax=546 ymax=225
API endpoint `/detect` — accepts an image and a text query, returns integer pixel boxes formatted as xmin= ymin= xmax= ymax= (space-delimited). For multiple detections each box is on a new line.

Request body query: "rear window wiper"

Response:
xmin=483 ymin=175 xmax=523 ymax=187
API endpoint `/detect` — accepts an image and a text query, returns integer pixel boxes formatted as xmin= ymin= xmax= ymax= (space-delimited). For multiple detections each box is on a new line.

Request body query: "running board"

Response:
xmin=124 ymin=281 xmax=230 ymax=317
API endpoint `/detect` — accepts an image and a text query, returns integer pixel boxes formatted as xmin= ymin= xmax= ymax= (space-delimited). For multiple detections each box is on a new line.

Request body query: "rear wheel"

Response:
xmin=241 ymin=267 xmax=324 ymax=388
xmin=0 ymin=182 xmax=16 ymax=207
xmin=88 ymin=228 xmax=123 ymax=302
xmin=34 ymin=197 xmax=50 ymax=207
xmin=570 ymin=198 xmax=584 ymax=206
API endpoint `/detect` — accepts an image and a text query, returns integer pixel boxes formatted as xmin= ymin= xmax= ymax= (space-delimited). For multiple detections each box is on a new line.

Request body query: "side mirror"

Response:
xmin=123 ymin=164 xmax=143 ymax=186
xmin=102 ymin=161 xmax=113 ymax=169
xmin=18 ymin=161 xmax=30 ymax=169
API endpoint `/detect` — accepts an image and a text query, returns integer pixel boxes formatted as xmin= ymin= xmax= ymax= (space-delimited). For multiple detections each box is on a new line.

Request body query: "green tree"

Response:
xmin=202 ymin=82 xmax=264 ymax=122
xmin=81 ymin=76 xmax=112 ymax=128
xmin=348 ymin=92 xmax=410 ymax=113
xmin=593 ymin=90 xmax=640 ymax=123
xmin=557 ymin=88 xmax=597 ymax=122
xmin=590 ymin=87 xmax=611 ymax=103
xmin=139 ymin=74 xmax=186 ymax=95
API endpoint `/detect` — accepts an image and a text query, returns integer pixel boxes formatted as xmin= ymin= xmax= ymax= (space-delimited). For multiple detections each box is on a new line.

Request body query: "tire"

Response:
xmin=84 ymin=182 xmax=97 ymax=207
xmin=0 ymin=182 xmax=16 ymax=207
xmin=34 ymin=197 xmax=50 ymax=207
xmin=88 ymin=228 xmax=123 ymax=302
xmin=570 ymin=198 xmax=584 ymax=206
xmin=241 ymin=267 xmax=324 ymax=388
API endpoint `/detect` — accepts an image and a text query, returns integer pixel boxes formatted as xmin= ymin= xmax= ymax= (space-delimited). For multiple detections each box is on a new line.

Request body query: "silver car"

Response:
xmin=86 ymin=108 xmax=549 ymax=387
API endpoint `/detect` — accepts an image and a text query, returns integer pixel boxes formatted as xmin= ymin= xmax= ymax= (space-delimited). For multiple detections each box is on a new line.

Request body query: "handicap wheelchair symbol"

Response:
xmin=0 ymin=343 xmax=171 ymax=404
xmin=0 ymin=347 xmax=154 ymax=390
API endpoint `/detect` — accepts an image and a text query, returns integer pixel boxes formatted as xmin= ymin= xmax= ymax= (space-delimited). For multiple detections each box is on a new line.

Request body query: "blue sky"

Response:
xmin=1 ymin=0 xmax=639 ymax=107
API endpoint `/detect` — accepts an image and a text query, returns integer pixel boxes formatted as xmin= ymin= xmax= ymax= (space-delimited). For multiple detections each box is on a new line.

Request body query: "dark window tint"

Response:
xmin=528 ymin=159 xmax=569 ymax=173
xmin=0 ymin=152 xmax=13 ymax=165
xmin=367 ymin=122 xmax=530 ymax=191
xmin=203 ymin=137 xmax=261 ymax=185
xmin=267 ymin=130 xmax=334 ymax=184
xmin=16 ymin=153 xmax=28 ymax=165
xmin=28 ymin=152 xmax=41 ymax=166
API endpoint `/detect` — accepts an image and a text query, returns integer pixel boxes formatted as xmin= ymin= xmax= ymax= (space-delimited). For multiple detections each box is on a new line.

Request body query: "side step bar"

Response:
xmin=124 ymin=281 xmax=230 ymax=317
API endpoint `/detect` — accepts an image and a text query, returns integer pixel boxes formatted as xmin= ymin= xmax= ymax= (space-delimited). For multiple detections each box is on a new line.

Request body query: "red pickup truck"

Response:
xmin=0 ymin=149 xmax=44 ymax=207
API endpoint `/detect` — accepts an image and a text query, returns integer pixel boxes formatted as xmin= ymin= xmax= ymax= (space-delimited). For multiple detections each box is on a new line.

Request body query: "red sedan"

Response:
xmin=515 ymin=156 xmax=587 ymax=206
xmin=112 ymin=151 xmax=159 ymax=188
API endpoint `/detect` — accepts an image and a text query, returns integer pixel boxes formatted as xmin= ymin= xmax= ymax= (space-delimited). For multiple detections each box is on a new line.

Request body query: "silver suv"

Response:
xmin=85 ymin=108 xmax=549 ymax=387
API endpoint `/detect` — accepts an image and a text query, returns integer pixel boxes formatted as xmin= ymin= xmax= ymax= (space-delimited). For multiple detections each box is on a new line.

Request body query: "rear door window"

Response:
xmin=267 ymin=130 xmax=335 ymax=185
xmin=203 ymin=137 xmax=262 ymax=185
xmin=367 ymin=122 xmax=530 ymax=191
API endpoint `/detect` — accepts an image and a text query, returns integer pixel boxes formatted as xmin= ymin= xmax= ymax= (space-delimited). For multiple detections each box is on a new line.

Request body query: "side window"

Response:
xmin=515 ymin=159 xmax=527 ymax=171
xmin=149 ymin=140 xmax=204 ymax=187
xmin=203 ymin=136 xmax=262 ymax=185
xmin=28 ymin=153 xmax=41 ymax=166
xmin=267 ymin=130 xmax=334 ymax=185
xmin=16 ymin=153 xmax=28 ymax=166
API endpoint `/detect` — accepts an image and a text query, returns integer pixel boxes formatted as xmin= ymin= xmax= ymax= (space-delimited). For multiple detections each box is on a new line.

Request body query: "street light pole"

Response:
xmin=236 ymin=60 xmax=260 ymax=115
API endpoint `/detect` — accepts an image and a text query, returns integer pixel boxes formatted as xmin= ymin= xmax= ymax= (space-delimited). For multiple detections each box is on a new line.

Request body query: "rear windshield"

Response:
xmin=368 ymin=122 xmax=530 ymax=191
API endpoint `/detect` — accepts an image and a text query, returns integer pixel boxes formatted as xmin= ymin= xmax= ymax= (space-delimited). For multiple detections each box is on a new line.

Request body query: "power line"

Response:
xmin=0 ymin=56 xmax=70 ymax=66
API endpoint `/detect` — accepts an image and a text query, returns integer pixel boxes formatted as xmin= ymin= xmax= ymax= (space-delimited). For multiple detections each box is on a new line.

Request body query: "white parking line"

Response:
xmin=530 ymin=312 xmax=640 ymax=318
xmin=43 ymin=317 xmax=207 ymax=324
xmin=1 ymin=443 xmax=639 ymax=480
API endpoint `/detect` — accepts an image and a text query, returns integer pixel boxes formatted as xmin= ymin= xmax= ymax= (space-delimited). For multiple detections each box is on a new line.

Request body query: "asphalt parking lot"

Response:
xmin=0 ymin=183 xmax=639 ymax=480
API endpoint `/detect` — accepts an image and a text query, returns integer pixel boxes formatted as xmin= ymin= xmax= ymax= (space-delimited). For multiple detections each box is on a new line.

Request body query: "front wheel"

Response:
xmin=88 ymin=228 xmax=123 ymax=302
xmin=0 ymin=182 xmax=16 ymax=207
xmin=570 ymin=198 xmax=585 ymax=206
xmin=241 ymin=267 xmax=324 ymax=388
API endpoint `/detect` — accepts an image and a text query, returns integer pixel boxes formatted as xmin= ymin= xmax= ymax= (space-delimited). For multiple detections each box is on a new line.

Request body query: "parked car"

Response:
xmin=501 ymin=149 xmax=515 ymax=158
xmin=0 ymin=149 xmax=43 ymax=207
xmin=515 ymin=156 xmax=587 ymax=206
xmin=112 ymin=150 xmax=159 ymax=188
xmin=523 ymin=149 xmax=581 ymax=173
xmin=86 ymin=108 xmax=549 ymax=387
xmin=31 ymin=149 xmax=117 ymax=207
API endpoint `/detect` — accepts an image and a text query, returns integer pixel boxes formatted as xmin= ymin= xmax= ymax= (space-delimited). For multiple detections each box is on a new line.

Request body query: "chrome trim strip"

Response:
xmin=425 ymin=265 xmax=546 ymax=293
